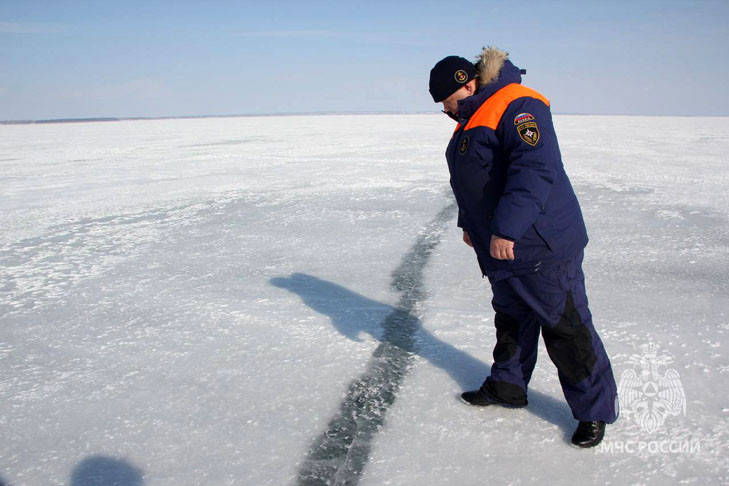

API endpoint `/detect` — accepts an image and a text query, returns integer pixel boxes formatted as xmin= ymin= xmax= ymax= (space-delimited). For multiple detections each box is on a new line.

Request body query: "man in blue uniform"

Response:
xmin=429 ymin=47 xmax=618 ymax=448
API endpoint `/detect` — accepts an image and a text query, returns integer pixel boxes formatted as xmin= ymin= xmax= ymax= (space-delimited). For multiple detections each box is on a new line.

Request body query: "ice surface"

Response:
xmin=1 ymin=114 xmax=728 ymax=485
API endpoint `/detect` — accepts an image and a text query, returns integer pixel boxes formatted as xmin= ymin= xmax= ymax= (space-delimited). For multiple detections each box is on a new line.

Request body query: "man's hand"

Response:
xmin=490 ymin=235 xmax=515 ymax=260
xmin=463 ymin=230 xmax=473 ymax=247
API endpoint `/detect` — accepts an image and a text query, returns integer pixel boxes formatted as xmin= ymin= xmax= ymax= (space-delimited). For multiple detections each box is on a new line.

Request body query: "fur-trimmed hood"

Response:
xmin=455 ymin=47 xmax=523 ymax=121
xmin=475 ymin=46 xmax=510 ymax=86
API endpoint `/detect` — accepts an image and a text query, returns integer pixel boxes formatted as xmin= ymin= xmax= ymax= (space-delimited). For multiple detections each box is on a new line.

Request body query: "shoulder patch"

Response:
xmin=514 ymin=113 xmax=534 ymax=125
xmin=517 ymin=121 xmax=540 ymax=146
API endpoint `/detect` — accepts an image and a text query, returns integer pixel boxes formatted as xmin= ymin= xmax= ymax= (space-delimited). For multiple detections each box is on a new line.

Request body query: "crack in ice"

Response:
xmin=294 ymin=202 xmax=457 ymax=486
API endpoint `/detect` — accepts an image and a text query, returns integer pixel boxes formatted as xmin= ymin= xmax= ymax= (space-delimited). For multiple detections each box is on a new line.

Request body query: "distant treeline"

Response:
xmin=1 ymin=118 xmax=120 ymax=125
xmin=1 ymin=112 xmax=431 ymax=125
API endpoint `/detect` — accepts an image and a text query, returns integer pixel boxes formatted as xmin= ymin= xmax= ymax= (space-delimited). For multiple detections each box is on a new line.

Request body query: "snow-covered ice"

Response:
xmin=1 ymin=114 xmax=728 ymax=485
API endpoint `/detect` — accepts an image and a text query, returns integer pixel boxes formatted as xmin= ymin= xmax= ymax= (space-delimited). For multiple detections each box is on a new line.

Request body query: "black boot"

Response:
xmin=461 ymin=388 xmax=494 ymax=406
xmin=461 ymin=385 xmax=527 ymax=408
xmin=571 ymin=421 xmax=606 ymax=448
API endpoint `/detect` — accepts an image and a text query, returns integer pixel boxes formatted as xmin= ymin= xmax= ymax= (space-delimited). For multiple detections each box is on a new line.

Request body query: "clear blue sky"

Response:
xmin=1 ymin=0 xmax=728 ymax=119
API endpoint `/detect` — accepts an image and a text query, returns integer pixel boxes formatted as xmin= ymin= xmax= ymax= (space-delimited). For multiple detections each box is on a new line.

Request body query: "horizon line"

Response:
xmin=2 ymin=110 xmax=728 ymax=125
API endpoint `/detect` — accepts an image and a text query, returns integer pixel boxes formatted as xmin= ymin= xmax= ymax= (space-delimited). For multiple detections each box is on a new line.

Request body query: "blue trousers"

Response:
xmin=481 ymin=251 xmax=618 ymax=423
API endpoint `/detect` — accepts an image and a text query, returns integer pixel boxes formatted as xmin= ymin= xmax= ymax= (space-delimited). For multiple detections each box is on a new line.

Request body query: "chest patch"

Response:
xmin=517 ymin=122 xmax=540 ymax=146
xmin=459 ymin=135 xmax=470 ymax=154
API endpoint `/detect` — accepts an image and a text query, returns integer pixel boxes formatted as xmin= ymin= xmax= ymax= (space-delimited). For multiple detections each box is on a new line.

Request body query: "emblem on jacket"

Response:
xmin=459 ymin=135 xmax=469 ymax=154
xmin=514 ymin=113 xmax=535 ymax=125
xmin=514 ymin=112 xmax=540 ymax=146
xmin=517 ymin=122 xmax=540 ymax=146
xmin=454 ymin=70 xmax=468 ymax=83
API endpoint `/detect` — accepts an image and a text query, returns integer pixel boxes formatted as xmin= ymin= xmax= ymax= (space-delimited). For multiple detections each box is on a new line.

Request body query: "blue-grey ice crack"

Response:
xmin=295 ymin=202 xmax=457 ymax=486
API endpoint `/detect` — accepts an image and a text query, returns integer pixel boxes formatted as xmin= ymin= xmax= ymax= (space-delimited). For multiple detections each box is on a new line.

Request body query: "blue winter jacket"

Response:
xmin=445 ymin=55 xmax=588 ymax=279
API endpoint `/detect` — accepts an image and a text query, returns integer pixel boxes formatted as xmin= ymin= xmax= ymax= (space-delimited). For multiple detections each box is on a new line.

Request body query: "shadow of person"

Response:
xmin=70 ymin=456 xmax=144 ymax=486
xmin=270 ymin=273 xmax=574 ymax=435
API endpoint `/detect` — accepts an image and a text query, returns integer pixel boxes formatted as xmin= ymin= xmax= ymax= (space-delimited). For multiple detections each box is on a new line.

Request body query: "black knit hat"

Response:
xmin=429 ymin=56 xmax=477 ymax=103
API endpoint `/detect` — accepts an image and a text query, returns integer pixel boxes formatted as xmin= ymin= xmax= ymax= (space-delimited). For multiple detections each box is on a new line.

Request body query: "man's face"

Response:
xmin=441 ymin=82 xmax=475 ymax=116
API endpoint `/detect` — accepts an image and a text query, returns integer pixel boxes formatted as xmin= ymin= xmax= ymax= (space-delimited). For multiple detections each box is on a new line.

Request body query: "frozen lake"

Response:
xmin=1 ymin=114 xmax=728 ymax=485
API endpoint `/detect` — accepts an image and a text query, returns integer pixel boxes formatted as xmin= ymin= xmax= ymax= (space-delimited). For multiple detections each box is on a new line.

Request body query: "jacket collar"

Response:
xmin=456 ymin=60 xmax=523 ymax=123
